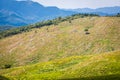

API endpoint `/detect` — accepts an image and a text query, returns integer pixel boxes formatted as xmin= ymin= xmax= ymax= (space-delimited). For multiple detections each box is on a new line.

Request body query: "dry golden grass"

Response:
xmin=0 ymin=17 xmax=120 ymax=68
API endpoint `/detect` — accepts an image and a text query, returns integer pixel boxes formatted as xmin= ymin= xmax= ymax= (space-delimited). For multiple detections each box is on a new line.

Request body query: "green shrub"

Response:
xmin=85 ymin=32 xmax=90 ymax=35
xmin=4 ymin=64 xmax=11 ymax=69
xmin=84 ymin=29 xmax=88 ymax=31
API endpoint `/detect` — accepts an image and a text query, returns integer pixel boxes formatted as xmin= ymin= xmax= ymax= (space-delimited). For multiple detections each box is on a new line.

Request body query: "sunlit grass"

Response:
xmin=0 ymin=51 xmax=120 ymax=80
xmin=0 ymin=17 xmax=120 ymax=69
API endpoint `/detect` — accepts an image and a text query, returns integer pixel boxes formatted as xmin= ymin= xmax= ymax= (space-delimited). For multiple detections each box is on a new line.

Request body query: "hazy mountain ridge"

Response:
xmin=0 ymin=0 xmax=74 ymax=26
xmin=0 ymin=9 xmax=27 ymax=26
xmin=66 ymin=6 xmax=120 ymax=16
xmin=0 ymin=0 xmax=120 ymax=27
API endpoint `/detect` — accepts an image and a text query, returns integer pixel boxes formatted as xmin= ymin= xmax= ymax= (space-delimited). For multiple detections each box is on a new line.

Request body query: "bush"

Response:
xmin=85 ymin=32 xmax=90 ymax=35
xmin=4 ymin=64 xmax=11 ymax=69
xmin=84 ymin=29 xmax=88 ymax=31
xmin=115 ymin=13 xmax=120 ymax=17
xmin=69 ymin=20 xmax=71 ymax=23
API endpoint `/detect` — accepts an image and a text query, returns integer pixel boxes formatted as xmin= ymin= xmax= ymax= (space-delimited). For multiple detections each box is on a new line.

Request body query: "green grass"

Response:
xmin=0 ymin=51 xmax=120 ymax=80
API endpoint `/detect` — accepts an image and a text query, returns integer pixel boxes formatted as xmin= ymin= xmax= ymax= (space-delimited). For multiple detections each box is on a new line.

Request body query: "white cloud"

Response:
xmin=19 ymin=0 xmax=120 ymax=9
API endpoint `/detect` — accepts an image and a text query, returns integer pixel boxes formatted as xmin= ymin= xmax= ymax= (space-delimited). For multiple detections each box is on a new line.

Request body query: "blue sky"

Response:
xmin=20 ymin=0 xmax=120 ymax=9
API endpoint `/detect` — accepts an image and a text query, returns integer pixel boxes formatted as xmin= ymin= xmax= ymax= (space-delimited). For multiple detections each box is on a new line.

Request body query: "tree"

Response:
xmin=116 ymin=13 xmax=120 ymax=17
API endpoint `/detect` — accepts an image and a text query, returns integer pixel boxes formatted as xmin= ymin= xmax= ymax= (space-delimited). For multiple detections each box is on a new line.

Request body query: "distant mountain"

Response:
xmin=0 ymin=25 xmax=13 ymax=32
xmin=0 ymin=9 xmax=27 ymax=26
xmin=0 ymin=0 xmax=74 ymax=26
xmin=66 ymin=6 xmax=120 ymax=16
xmin=0 ymin=0 xmax=120 ymax=27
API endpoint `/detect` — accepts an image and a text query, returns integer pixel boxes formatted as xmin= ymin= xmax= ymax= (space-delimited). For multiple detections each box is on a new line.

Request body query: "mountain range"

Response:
xmin=0 ymin=0 xmax=120 ymax=27
xmin=66 ymin=6 xmax=120 ymax=16
xmin=0 ymin=0 xmax=74 ymax=26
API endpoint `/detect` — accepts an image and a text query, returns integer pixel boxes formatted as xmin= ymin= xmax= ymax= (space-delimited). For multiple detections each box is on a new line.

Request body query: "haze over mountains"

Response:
xmin=0 ymin=0 xmax=120 ymax=26
xmin=0 ymin=0 xmax=74 ymax=26
xmin=66 ymin=6 xmax=120 ymax=16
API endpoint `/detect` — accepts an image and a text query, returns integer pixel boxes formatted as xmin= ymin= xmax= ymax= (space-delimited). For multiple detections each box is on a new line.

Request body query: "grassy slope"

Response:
xmin=0 ymin=50 xmax=120 ymax=80
xmin=0 ymin=17 xmax=120 ymax=68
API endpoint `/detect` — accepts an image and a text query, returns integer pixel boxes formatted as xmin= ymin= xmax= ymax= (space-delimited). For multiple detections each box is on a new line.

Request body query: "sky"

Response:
xmin=19 ymin=0 xmax=120 ymax=9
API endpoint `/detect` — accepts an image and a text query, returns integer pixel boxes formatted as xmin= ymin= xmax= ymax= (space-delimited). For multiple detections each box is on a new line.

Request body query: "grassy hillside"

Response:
xmin=0 ymin=51 xmax=120 ymax=80
xmin=0 ymin=17 xmax=120 ymax=69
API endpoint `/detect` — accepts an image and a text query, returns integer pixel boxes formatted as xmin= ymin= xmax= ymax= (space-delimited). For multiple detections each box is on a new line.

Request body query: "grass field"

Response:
xmin=0 ymin=17 xmax=119 ymax=68
xmin=0 ymin=50 xmax=120 ymax=80
xmin=0 ymin=16 xmax=120 ymax=80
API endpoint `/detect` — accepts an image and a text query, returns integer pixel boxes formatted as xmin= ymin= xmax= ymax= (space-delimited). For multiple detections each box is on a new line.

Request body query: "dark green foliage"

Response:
xmin=60 ymin=74 xmax=120 ymax=80
xmin=84 ymin=28 xmax=90 ymax=35
xmin=0 ymin=75 xmax=10 ymax=80
xmin=109 ymin=13 xmax=120 ymax=17
xmin=0 ymin=26 xmax=33 ymax=39
xmin=84 ymin=29 xmax=88 ymax=31
xmin=0 ymin=13 xmax=99 ymax=39
xmin=115 ymin=13 xmax=120 ymax=17
xmin=4 ymin=64 xmax=11 ymax=69
xmin=69 ymin=20 xmax=71 ymax=23
xmin=58 ymin=17 xmax=62 ymax=20
xmin=85 ymin=32 xmax=90 ymax=35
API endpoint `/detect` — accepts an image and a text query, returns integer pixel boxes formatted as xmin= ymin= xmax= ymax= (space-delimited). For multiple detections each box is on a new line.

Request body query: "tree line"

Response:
xmin=0 ymin=13 xmax=99 ymax=39
xmin=115 ymin=13 xmax=120 ymax=17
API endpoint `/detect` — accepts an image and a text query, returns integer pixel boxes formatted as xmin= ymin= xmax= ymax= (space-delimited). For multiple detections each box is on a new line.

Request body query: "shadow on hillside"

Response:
xmin=0 ymin=75 xmax=10 ymax=80
xmin=59 ymin=74 xmax=120 ymax=80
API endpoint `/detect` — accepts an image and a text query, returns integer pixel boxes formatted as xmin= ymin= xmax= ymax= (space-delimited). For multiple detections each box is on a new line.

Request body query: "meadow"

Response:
xmin=0 ymin=16 xmax=120 ymax=80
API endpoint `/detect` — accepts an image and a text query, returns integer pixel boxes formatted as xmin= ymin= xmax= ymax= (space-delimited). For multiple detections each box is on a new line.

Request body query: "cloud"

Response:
xmin=18 ymin=0 xmax=120 ymax=9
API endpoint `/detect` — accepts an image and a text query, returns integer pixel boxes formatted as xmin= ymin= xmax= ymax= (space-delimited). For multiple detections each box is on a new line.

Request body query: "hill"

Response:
xmin=0 ymin=16 xmax=120 ymax=69
xmin=0 ymin=50 xmax=120 ymax=80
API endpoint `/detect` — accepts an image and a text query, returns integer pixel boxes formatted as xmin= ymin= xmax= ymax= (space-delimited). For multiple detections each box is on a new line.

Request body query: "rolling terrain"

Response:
xmin=0 ymin=16 xmax=120 ymax=80
xmin=0 ymin=17 xmax=120 ymax=68
xmin=0 ymin=50 xmax=120 ymax=80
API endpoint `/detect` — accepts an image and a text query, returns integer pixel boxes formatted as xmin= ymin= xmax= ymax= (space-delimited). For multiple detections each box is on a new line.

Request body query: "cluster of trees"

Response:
xmin=0 ymin=26 xmax=32 ymax=39
xmin=107 ymin=13 xmax=120 ymax=17
xmin=0 ymin=13 xmax=99 ymax=39
xmin=115 ymin=13 xmax=120 ymax=17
